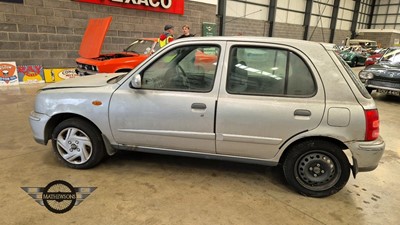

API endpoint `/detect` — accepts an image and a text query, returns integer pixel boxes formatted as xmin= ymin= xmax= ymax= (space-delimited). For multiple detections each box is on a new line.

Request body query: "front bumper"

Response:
xmin=75 ymin=68 xmax=97 ymax=76
xmin=346 ymin=136 xmax=385 ymax=173
xmin=29 ymin=111 xmax=50 ymax=145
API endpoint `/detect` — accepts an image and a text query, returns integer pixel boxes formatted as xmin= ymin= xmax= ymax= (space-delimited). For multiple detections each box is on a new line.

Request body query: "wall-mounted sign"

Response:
xmin=0 ymin=0 xmax=23 ymax=3
xmin=17 ymin=65 xmax=45 ymax=84
xmin=202 ymin=22 xmax=216 ymax=36
xmin=44 ymin=68 xmax=79 ymax=83
xmin=0 ymin=62 xmax=19 ymax=86
xmin=72 ymin=0 xmax=184 ymax=15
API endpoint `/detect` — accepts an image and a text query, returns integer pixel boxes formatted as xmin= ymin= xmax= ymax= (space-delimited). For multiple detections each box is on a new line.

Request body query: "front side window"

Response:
xmin=227 ymin=46 xmax=315 ymax=96
xmin=141 ymin=45 xmax=219 ymax=92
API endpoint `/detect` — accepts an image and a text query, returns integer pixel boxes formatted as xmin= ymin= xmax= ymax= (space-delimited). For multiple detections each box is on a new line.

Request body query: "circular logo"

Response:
xmin=42 ymin=180 xmax=76 ymax=214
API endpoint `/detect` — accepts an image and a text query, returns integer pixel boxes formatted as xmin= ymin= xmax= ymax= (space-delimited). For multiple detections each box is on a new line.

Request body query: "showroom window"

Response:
xmin=227 ymin=46 xmax=315 ymax=96
xmin=141 ymin=45 xmax=219 ymax=92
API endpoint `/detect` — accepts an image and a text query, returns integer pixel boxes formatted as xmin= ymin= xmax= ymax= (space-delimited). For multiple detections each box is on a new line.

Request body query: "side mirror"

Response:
xmin=131 ymin=74 xmax=142 ymax=88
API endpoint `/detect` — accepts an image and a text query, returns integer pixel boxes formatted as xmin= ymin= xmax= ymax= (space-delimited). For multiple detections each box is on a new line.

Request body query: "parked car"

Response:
xmin=75 ymin=16 xmax=159 ymax=75
xmin=76 ymin=38 xmax=159 ymax=75
xmin=365 ymin=47 xmax=400 ymax=67
xmin=359 ymin=48 xmax=400 ymax=96
xmin=365 ymin=48 xmax=385 ymax=67
xmin=346 ymin=38 xmax=378 ymax=50
xmin=339 ymin=46 xmax=369 ymax=67
xmin=30 ymin=37 xmax=385 ymax=198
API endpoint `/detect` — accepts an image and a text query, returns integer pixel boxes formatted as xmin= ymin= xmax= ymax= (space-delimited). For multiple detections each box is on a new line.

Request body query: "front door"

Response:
xmin=109 ymin=43 xmax=224 ymax=153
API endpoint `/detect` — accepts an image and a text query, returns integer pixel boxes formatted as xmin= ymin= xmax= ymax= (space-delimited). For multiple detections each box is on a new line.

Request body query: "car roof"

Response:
xmin=172 ymin=36 xmax=329 ymax=49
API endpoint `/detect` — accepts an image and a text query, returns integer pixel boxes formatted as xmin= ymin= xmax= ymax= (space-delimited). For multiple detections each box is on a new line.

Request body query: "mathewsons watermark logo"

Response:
xmin=21 ymin=180 xmax=96 ymax=214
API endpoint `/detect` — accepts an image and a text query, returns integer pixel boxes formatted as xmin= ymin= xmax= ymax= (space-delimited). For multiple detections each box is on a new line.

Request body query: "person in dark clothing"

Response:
xmin=177 ymin=25 xmax=195 ymax=39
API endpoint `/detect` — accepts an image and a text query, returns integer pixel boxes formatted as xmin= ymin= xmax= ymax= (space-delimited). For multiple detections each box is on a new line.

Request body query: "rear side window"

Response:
xmin=226 ymin=46 xmax=316 ymax=97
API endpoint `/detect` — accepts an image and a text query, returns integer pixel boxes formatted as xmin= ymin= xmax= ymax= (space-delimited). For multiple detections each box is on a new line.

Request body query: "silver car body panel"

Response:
xmin=29 ymin=37 xmax=384 ymax=172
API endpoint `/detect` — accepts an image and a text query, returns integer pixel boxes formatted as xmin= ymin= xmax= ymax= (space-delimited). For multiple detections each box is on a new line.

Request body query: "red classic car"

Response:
xmin=76 ymin=17 xmax=159 ymax=75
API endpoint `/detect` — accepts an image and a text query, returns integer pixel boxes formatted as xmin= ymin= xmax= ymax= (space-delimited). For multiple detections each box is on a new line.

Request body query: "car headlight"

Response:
xmin=359 ymin=71 xmax=374 ymax=79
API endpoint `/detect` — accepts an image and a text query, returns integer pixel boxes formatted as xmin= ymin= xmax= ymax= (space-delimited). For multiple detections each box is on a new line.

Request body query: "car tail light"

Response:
xmin=365 ymin=109 xmax=379 ymax=141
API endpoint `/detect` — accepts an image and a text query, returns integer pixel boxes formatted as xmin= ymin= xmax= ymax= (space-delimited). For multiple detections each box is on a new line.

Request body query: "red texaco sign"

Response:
xmin=73 ymin=0 xmax=184 ymax=15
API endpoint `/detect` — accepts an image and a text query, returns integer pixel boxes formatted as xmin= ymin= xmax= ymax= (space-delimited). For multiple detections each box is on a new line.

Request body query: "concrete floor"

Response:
xmin=1 ymin=70 xmax=399 ymax=224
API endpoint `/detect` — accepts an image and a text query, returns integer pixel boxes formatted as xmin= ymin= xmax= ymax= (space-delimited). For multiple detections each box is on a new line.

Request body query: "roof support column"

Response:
xmin=217 ymin=0 xmax=227 ymax=36
xmin=268 ymin=0 xmax=277 ymax=37
xmin=303 ymin=0 xmax=313 ymax=40
xmin=368 ymin=0 xmax=376 ymax=28
xmin=351 ymin=0 xmax=361 ymax=39
xmin=329 ymin=0 xmax=340 ymax=43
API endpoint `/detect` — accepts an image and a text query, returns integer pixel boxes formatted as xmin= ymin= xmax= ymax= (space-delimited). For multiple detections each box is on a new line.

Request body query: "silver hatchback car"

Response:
xmin=30 ymin=37 xmax=385 ymax=197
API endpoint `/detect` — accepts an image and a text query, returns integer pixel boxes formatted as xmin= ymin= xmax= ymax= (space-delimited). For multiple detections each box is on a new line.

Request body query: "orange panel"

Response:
xmin=79 ymin=16 xmax=112 ymax=59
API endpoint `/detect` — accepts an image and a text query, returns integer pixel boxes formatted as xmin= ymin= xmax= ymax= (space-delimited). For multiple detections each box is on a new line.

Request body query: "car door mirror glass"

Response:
xmin=131 ymin=74 xmax=142 ymax=88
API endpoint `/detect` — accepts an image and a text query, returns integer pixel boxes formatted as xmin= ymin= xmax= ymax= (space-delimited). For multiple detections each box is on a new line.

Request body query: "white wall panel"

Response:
xmin=276 ymin=9 xmax=288 ymax=23
xmin=378 ymin=5 xmax=388 ymax=14
xmin=189 ymin=0 xmax=217 ymax=5
xmin=388 ymin=5 xmax=400 ymax=14
xmin=288 ymin=0 xmax=306 ymax=11
xmin=245 ymin=4 xmax=268 ymax=20
xmin=344 ymin=0 xmax=355 ymax=9
xmin=386 ymin=15 xmax=396 ymax=23
xmin=376 ymin=15 xmax=387 ymax=23
xmin=287 ymin=11 xmax=304 ymax=25
xmin=338 ymin=20 xmax=352 ymax=30
xmin=310 ymin=15 xmax=331 ymax=28
xmin=247 ymin=0 xmax=268 ymax=5
xmin=226 ymin=1 xmax=246 ymax=17
xmin=277 ymin=0 xmax=289 ymax=8
xmin=312 ymin=4 xmax=333 ymax=16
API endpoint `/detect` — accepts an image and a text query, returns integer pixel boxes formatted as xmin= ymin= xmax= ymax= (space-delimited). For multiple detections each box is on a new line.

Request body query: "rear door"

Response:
xmin=216 ymin=42 xmax=326 ymax=159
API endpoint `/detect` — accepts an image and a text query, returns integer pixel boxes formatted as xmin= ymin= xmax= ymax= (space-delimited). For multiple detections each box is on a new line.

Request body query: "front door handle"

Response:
xmin=294 ymin=109 xmax=311 ymax=116
xmin=191 ymin=103 xmax=207 ymax=110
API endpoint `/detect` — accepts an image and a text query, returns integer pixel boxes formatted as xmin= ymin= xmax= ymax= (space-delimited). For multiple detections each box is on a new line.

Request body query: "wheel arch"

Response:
xmin=279 ymin=136 xmax=348 ymax=165
xmin=44 ymin=113 xmax=102 ymax=144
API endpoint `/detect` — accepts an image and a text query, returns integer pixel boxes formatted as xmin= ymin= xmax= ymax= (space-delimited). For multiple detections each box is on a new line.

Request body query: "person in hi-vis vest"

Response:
xmin=159 ymin=24 xmax=174 ymax=48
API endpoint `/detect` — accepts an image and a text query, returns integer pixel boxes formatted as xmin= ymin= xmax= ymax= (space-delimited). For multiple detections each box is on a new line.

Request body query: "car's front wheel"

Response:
xmin=283 ymin=140 xmax=350 ymax=197
xmin=51 ymin=118 xmax=106 ymax=169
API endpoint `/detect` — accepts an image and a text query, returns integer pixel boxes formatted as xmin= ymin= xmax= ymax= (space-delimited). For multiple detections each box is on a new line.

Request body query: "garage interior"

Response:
xmin=0 ymin=0 xmax=400 ymax=224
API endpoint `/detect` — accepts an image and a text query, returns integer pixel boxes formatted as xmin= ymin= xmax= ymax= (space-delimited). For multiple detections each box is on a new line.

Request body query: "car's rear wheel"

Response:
xmin=282 ymin=140 xmax=350 ymax=197
xmin=51 ymin=118 xmax=106 ymax=169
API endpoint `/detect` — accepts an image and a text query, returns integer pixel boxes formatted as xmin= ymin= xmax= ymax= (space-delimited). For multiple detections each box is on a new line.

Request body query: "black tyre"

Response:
xmin=51 ymin=118 xmax=106 ymax=169
xmin=282 ymin=140 xmax=350 ymax=197
xmin=366 ymin=87 xmax=374 ymax=94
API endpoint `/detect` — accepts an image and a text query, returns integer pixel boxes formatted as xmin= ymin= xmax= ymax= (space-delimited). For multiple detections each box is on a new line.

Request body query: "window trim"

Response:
xmin=139 ymin=44 xmax=221 ymax=93
xmin=226 ymin=45 xmax=317 ymax=98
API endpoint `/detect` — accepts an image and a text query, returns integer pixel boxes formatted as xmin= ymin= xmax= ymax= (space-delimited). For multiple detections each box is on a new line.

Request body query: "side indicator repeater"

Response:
xmin=92 ymin=100 xmax=102 ymax=106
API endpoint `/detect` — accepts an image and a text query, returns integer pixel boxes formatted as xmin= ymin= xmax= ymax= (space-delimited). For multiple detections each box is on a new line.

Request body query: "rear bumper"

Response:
xmin=346 ymin=136 xmax=385 ymax=172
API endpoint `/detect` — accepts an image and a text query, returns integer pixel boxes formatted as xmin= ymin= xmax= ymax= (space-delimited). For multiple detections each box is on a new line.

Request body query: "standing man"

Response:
xmin=159 ymin=24 xmax=174 ymax=48
xmin=178 ymin=25 xmax=195 ymax=39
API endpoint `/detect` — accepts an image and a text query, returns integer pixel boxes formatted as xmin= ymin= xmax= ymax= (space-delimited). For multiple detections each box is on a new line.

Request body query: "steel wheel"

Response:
xmin=295 ymin=151 xmax=341 ymax=192
xmin=283 ymin=140 xmax=350 ymax=197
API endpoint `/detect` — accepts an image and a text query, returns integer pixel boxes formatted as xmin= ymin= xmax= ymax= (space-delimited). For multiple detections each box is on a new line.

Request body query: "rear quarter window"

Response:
xmin=332 ymin=52 xmax=371 ymax=99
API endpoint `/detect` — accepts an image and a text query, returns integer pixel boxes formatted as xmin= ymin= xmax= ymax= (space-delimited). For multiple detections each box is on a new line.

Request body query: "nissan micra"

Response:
xmin=30 ymin=37 xmax=385 ymax=197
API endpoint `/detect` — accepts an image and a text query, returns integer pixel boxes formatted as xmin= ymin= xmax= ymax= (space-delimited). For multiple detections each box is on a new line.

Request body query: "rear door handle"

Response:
xmin=294 ymin=109 xmax=311 ymax=116
xmin=191 ymin=103 xmax=207 ymax=110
